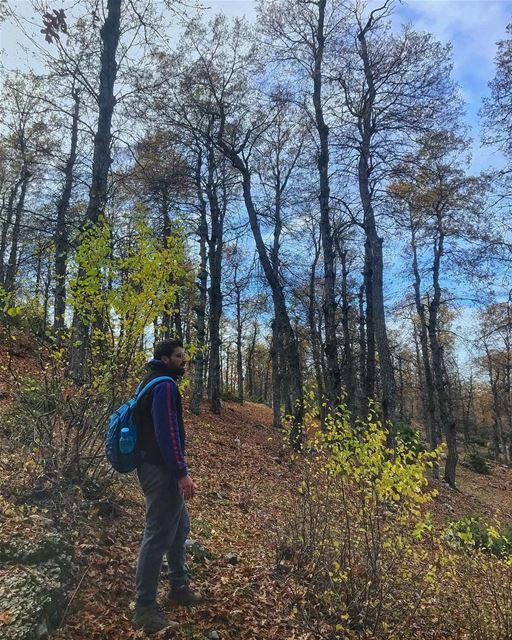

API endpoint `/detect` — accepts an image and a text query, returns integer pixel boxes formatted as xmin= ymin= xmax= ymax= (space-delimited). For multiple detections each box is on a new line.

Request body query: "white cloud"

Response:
xmin=393 ymin=0 xmax=512 ymax=171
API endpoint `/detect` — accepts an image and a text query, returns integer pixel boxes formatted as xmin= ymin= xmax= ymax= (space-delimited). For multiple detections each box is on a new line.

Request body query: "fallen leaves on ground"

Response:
xmin=2 ymin=338 xmax=512 ymax=640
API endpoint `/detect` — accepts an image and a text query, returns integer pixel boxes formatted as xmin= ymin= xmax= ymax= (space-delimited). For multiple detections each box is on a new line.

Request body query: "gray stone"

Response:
xmin=0 ymin=532 xmax=73 ymax=569
xmin=0 ymin=533 xmax=73 ymax=640
xmin=185 ymin=539 xmax=212 ymax=563
xmin=224 ymin=552 xmax=238 ymax=565
xmin=0 ymin=566 xmax=63 ymax=639
xmin=206 ymin=631 xmax=221 ymax=640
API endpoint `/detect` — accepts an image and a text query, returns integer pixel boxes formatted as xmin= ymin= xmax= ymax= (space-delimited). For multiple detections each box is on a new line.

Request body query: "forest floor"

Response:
xmin=1 ymin=340 xmax=512 ymax=640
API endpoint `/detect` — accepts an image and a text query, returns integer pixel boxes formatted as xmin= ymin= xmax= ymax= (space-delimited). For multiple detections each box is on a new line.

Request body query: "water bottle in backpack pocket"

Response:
xmin=106 ymin=375 xmax=174 ymax=473
xmin=119 ymin=427 xmax=136 ymax=454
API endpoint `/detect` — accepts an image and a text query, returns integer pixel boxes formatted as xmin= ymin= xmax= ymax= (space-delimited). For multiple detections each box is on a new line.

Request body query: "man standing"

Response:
xmin=133 ymin=338 xmax=202 ymax=634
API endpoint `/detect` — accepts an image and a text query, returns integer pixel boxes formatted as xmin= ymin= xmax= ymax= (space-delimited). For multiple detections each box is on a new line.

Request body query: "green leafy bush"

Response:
xmin=276 ymin=397 xmax=441 ymax=638
xmin=468 ymin=431 xmax=489 ymax=448
xmin=395 ymin=420 xmax=426 ymax=454
xmin=0 ymin=290 xmax=47 ymax=337
xmin=447 ymin=516 xmax=512 ymax=558
xmin=463 ymin=450 xmax=491 ymax=475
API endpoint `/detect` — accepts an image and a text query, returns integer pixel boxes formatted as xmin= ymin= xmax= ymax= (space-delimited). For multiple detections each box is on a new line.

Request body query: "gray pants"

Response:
xmin=135 ymin=463 xmax=190 ymax=605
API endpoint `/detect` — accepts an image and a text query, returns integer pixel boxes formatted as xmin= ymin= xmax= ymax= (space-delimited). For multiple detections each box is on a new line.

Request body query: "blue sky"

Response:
xmin=394 ymin=0 xmax=511 ymax=172
xmin=207 ymin=0 xmax=511 ymax=173
xmin=2 ymin=0 xmax=510 ymax=369
xmin=3 ymin=0 xmax=510 ymax=172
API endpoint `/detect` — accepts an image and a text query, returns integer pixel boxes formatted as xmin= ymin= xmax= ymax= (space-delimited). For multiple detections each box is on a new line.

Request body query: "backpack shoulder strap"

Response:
xmin=135 ymin=375 xmax=176 ymax=402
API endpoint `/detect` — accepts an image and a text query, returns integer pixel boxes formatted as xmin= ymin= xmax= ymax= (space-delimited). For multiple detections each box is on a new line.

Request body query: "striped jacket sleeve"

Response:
xmin=151 ymin=381 xmax=188 ymax=479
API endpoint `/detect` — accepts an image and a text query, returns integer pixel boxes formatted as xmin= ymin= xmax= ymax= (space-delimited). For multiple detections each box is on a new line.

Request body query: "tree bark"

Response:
xmin=69 ymin=0 xmax=122 ymax=382
xmin=246 ymin=322 xmax=257 ymax=398
xmin=363 ymin=241 xmax=375 ymax=408
xmin=312 ymin=0 xmax=341 ymax=408
xmin=339 ymin=244 xmax=356 ymax=415
xmin=428 ymin=222 xmax=458 ymax=487
xmin=0 ymin=175 xmax=24 ymax=285
xmin=205 ymin=146 xmax=225 ymax=415
xmin=85 ymin=0 xmax=121 ymax=226
xmin=54 ymin=86 xmax=80 ymax=343
xmin=235 ymin=284 xmax=244 ymax=403
xmin=358 ymin=284 xmax=367 ymax=416
xmin=308 ymin=240 xmax=327 ymax=428
xmin=190 ymin=151 xmax=209 ymax=415
xmin=357 ymin=23 xmax=397 ymax=431
xmin=271 ymin=318 xmax=283 ymax=428
xmin=4 ymin=169 xmax=30 ymax=292
xmin=410 ymin=220 xmax=440 ymax=462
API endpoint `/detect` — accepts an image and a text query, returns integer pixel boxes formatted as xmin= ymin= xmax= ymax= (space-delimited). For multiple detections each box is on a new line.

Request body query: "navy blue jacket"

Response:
xmin=134 ymin=359 xmax=188 ymax=479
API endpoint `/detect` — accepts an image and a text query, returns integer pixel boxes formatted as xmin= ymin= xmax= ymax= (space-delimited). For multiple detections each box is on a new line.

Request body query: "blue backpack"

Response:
xmin=106 ymin=376 xmax=174 ymax=473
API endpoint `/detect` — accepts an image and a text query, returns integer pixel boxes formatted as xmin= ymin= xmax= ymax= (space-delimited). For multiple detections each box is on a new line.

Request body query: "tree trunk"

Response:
xmin=190 ymin=152 xmax=209 ymax=415
xmin=397 ymin=355 xmax=404 ymax=423
xmin=69 ymin=0 xmax=122 ymax=382
xmin=205 ymin=147 xmax=225 ymax=415
xmin=428 ymin=225 xmax=458 ymax=487
xmin=312 ymin=0 xmax=341 ymax=409
xmin=5 ymin=169 xmax=30 ymax=292
xmin=236 ymin=285 xmax=244 ymax=403
xmin=85 ymin=0 xmax=121 ymax=225
xmin=358 ymin=284 xmax=367 ymax=416
xmin=339 ymin=245 xmax=356 ymax=415
xmin=0 ymin=176 xmax=24 ymax=285
xmin=413 ymin=321 xmax=426 ymax=429
xmin=246 ymin=322 xmax=257 ymax=398
xmin=271 ymin=318 xmax=283 ymax=428
xmin=358 ymin=24 xmax=396 ymax=432
xmin=42 ymin=257 xmax=52 ymax=336
xmin=54 ymin=86 xmax=80 ymax=343
xmin=172 ymin=295 xmax=183 ymax=340
xmin=410 ymin=220 xmax=440 ymax=466
xmin=34 ymin=244 xmax=42 ymax=300
xmin=363 ymin=241 xmax=375 ymax=408
xmin=308 ymin=241 xmax=327 ymax=427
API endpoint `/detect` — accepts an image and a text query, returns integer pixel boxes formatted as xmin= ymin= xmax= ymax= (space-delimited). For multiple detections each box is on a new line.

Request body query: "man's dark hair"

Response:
xmin=154 ymin=339 xmax=183 ymax=360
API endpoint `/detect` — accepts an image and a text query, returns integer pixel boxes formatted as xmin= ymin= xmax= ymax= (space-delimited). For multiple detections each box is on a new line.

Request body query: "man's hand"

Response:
xmin=178 ymin=474 xmax=197 ymax=500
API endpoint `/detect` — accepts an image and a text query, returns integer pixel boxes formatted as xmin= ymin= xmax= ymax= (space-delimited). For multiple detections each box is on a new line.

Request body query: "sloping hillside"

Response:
xmin=1 ymin=338 xmax=512 ymax=639
xmin=49 ymin=401 xmax=512 ymax=639
xmin=51 ymin=400 xmax=303 ymax=640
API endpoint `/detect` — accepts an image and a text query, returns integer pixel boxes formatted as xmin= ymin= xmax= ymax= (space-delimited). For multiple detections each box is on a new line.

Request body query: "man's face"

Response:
xmin=161 ymin=347 xmax=186 ymax=377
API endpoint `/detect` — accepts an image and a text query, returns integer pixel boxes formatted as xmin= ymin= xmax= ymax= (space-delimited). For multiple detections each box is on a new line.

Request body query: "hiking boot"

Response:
xmin=133 ymin=602 xmax=178 ymax=634
xmin=167 ymin=584 xmax=203 ymax=607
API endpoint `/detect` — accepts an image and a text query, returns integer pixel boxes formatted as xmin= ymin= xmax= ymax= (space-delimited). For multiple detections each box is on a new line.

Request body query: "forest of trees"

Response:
xmin=1 ymin=0 xmax=512 ymax=489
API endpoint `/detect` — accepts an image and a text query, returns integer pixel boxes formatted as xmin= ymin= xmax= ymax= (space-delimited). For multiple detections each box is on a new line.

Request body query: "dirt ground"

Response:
xmin=48 ymin=400 xmax=308 ymax=640
xmin=1 ymin=338 xmax=512 ymax=640
xmin=52 ymin=400 xmax=512 ymax=640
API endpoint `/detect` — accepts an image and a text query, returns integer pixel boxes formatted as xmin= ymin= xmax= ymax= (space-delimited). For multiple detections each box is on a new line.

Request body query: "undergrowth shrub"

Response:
xmin=395 ymin=420 xmax=425 ymax=454
xmin=447 ymin=527 xmax=512 ymax=640
xmin=276 ymin=394 xmax=512 ymax=640
xmin=275 ymin=399 xmax=442 ymax=639
xmin=447 ymin=516 xmax=512 ymax=558
xmin=0 ymin=348 xmax=130 ymax=497
xmin=0 ymin=290 xmax=47 ymax=337
xmin=463 ymin=449 xmax=492 ymax=475
xmin=468 ymin=430 xmax=489 ymax=448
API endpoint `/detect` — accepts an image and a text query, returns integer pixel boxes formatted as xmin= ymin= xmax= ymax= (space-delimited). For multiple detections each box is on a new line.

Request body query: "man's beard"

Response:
xmin=168 ymin=363 xmax=185 ymax=378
